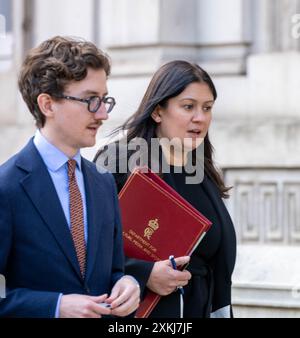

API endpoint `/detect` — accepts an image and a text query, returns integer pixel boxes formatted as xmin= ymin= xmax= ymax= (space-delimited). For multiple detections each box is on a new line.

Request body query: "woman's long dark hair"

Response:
xmin=96 ymin=60 xmax=230 ymax=198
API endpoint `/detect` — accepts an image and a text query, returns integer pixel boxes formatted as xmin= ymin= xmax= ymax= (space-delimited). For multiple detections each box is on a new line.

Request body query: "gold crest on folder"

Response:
xmin=144 ymin=219 xmax=159 ymax=240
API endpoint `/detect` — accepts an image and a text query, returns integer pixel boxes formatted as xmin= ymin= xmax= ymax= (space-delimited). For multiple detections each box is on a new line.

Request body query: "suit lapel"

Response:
xmin=82 ymin=160 xmax=104 ymax=283
xmin=17 ymin=140 xmax=82 ymax=279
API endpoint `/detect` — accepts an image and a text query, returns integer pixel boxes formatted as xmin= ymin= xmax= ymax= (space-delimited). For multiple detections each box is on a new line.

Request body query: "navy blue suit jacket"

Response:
xmin=0 ymin=139 xmax=125 ymax=317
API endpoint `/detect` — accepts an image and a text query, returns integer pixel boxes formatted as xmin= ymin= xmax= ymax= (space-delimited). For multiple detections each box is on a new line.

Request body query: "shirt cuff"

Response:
xmin=122 ymin=275 xmax=140 ymax=287
xmin=55 ymin=293 xmax=63 ymax=318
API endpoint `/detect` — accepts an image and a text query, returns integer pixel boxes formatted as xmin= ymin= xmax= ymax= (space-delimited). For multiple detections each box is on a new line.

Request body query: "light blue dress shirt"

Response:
xmin=33 ymin=130 xmax=88 ymax=318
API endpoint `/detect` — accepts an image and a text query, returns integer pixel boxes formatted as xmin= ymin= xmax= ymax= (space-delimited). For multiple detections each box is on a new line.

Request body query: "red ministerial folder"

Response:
xmin=118 ymin=168 xmax=212 ymax=318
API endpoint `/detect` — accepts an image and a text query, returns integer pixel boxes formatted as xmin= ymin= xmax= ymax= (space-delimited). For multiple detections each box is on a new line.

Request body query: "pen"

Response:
xmin=169 ymin=255 xmax=184 ymax=296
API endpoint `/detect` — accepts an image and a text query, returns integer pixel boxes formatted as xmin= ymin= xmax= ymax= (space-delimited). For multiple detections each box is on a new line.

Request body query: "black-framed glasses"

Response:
xmin=55 ymin=94 xmax=116 ymax=113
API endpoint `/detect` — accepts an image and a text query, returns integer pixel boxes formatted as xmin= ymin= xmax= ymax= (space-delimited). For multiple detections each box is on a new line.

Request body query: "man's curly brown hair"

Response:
xmin=18 ymin=36 xmax=111 ymax=128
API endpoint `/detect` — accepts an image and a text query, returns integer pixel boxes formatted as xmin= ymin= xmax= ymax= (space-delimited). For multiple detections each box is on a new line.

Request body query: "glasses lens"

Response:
xmin=88 ymin=96 xmax=101 ymax=112
xmin=104 ymin=97 xmax=115 ymax=113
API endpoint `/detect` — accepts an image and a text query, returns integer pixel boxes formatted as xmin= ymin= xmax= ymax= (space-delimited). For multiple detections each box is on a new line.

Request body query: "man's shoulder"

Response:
xmin=0 ymin=153 xmax=19 ymax=178
xmin=0 ymin=139 xmax=35 ymax=185
xmin=0 ymin=153 xmax=22 ymax=195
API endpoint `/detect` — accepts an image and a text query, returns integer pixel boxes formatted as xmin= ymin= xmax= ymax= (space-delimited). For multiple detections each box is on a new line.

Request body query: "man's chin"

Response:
xmin=79 ymin=138 xmax=97 ymax=149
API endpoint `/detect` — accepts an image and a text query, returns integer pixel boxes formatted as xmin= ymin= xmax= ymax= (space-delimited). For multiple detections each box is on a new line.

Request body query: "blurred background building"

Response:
xmin=1 ymin=0 xmax=300 ymax=317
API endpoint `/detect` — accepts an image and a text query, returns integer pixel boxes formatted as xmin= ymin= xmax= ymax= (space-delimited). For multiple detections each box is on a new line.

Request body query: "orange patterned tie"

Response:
xmin=68 ymin=159 xmax=86 ymax=278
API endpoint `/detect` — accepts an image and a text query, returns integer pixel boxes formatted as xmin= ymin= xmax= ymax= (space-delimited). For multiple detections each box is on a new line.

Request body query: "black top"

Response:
xmin=147 ymin=166 xmax=222 ymax=318
xmin=104 ymin=144 xmax=236 ymax=318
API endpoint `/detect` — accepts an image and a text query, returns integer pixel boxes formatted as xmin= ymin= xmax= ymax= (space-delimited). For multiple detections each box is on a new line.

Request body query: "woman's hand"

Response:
xmin=146 ymin=256 xmax=191 ymax=296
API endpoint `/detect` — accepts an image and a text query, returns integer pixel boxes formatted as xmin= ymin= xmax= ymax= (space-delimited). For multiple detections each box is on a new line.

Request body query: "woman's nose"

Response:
xmin=192 ymin=110 xmax=207 ymax=122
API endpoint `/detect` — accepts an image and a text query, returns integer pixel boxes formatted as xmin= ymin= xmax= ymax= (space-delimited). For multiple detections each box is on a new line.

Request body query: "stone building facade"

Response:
xmin=1 ymin=0 xmax=300 ymax=317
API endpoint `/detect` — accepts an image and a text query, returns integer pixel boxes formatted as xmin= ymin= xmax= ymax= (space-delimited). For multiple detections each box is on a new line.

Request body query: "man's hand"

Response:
xmin=59 ymin=294 xmax=111 ymax=318
xmin=106 ymin=276 xmax=140 ymax=317
xmin=146 ymin=256 xmax=191 ymax=296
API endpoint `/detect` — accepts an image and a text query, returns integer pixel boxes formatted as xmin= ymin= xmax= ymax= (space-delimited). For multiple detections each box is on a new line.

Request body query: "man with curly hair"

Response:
xmin=0 ymin=36 xmax=140 ymax=318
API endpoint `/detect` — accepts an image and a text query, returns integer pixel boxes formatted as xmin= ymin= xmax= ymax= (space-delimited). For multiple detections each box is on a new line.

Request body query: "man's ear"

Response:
xmin=151 ymin=106 xmax=162 ymax=123
xmin=37 ymin=93 xmax=55 ymax=118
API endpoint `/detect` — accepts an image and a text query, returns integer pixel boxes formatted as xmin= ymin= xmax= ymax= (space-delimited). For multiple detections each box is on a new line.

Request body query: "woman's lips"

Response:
xmin=187 ymin=130 xmax=201 ymax=137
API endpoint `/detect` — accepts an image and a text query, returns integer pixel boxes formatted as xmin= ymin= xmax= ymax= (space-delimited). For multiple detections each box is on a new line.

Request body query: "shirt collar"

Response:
xmin=33 ymin=130 xmax=82 ymax=172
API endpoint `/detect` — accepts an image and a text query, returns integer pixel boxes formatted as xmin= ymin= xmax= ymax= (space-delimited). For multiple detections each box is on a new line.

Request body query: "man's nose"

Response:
xmin=94 ymin=103 xmax=109 ymax=120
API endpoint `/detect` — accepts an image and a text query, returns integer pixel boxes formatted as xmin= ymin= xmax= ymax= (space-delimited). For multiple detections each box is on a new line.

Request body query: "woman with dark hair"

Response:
xmin=94 ymin=60 xmax=236 ymax=318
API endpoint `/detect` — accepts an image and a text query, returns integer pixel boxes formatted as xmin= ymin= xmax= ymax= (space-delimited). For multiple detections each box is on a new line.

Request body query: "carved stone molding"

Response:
xmin=225 ymin=169 xmax=300 ymax=244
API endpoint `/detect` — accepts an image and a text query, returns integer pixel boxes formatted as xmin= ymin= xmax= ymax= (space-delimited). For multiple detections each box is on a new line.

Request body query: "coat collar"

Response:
xmin=33 ymin=130 xmax=82 ymax=172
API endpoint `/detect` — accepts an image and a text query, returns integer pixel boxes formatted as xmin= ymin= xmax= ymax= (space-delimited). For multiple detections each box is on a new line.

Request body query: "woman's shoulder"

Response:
xmin=94 ymin=140 xmax=132 ymax=192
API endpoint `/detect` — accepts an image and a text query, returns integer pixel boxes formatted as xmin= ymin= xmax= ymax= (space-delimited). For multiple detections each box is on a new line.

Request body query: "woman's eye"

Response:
xmin=184 ymin=104 xmax=194 ymax=110
xmin=203 ymin=106 xmax=212 ymax=112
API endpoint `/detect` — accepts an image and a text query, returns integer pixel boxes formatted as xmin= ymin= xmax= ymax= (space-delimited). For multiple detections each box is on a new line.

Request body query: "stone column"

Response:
xmin=196 ymin=0 xmax=252 ymax=74
xmin=99 ymin=0 xmax=199 ymax=76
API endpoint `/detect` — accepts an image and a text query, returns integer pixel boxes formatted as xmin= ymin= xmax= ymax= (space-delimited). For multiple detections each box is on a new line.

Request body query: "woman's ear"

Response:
xmin=151 ymin=106 xmax=162 ymax=123
xmin=37 ymin=93 xmax=55 ymax=118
